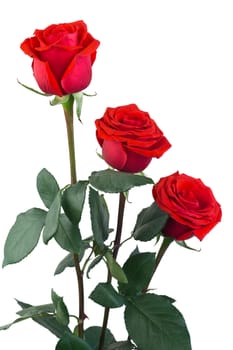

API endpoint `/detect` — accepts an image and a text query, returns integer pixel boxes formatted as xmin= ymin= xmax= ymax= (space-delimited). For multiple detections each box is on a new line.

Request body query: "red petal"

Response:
xmin=122 ymin=149 xmax=152 ymax=173
xmin=61 ymin=55 xmax=92 ymax=94
xmin=162 ymin=218 xmax=193 ymax=240
xmin=20 ymin=37 xmax=40 ymax=57
xmin=33 ymin=58 xmax=63 ymax=96
xmin=102 ymin=140 xmax=127 ymax=171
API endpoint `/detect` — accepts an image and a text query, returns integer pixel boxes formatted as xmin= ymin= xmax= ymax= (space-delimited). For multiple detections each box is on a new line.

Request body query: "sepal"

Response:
xmin=176 ymin=239 xmax=201 ymax=252
xmin=73 ymin=91 xmax=97 ymax=121
xmin=17 ymin=79 xmax=52 ymax=96
xmin=72 ymin=92 xmax=83 ymax=121
xmin=50 ymin=95 xmax=70 ymax=106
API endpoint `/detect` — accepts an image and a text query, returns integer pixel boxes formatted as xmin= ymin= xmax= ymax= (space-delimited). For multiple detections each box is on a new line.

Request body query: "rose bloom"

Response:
xmin=152 ymin=172 xmax=222 ymax=240
xmin=95 ymin=104 xmax=171 ymax=173
xmin=20 ymin=20 xmax=100 ymax=96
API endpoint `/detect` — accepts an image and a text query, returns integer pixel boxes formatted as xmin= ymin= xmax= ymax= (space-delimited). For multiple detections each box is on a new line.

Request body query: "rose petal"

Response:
xmin=20 ymin=20 xmax=100 ymax=97
xmin=38 ymin=46 xmax=76 ymax=82
xmin=33 ymin=58 xmax=63 ymax=96
xmin=61 ymin=55 xmax=92 ymax=94
xmin=162 ymin=218 xmax=193 ymax=240
xmin=95 ymin=104 xmax=171 ymax=159
xmin=20 ymin=37 xmax=40 ymax=58
xmin=152 ymin=172 xmax=222 ymax=241
xmin=121 ymin=149 xmax=152 ymax=173
xmin=102 ymin=140 xmax=127 ymax=170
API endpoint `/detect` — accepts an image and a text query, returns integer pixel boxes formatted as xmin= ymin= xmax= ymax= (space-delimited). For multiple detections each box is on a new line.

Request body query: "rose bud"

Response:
xmin=20 ymin=20 xmax=100 ymax=96
xmin=152 ymin=172 xmax=222 ymax=240
xmin=95 ymin=104 xmax=171 ymax=173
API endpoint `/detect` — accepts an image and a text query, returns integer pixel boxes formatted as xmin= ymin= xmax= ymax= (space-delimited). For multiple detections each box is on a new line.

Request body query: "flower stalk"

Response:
xmin=63 ymin=95 xmax=77 ymax=185
xmin=143 ymin=236 xmax=173 ymax=293
xmin=98 ymin=192 xmax=126 ymax=350
xmin=62 ymin=95 xmax=85 ymax=338
xmin=152 ymin=236 xmax=173 ymax=275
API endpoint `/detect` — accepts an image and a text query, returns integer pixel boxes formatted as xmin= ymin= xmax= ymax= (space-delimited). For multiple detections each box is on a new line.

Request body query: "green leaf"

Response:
xmin=105 ymin=252 xmax=128 ymax=284
xmin=54 ymin=214 xmax=82 ymax=254
xmin=43 ymin=192 xmax=61 ymax=244
xmin=36 ymin=168 xmax=60 ymax=208
xmin=89 ymin=187 xmax=110 ymax=245
xmin=54 ymin=240 xmax=90 ymax=275
xmin=107 ymin=340 xmax=135 ymax=350
xmin=51 ymin=290 xmax=69 ymax=327
xmin=56 ymin=333 xmax=93 ymax=350
xmin=129 ymin=246 xmax=140 ymax=257
xmin=89 ymin=169 xmax=154 ymax=193
xmin=89 ymin=283 xmax=125 ymax=308
xmin=73 ymin=92 xmax=84 ymax=121
xmin=54 ymin=253 xmax=75 ymax=275
xmin=0 ymin=316 xmax=30 ymax=331
xmin=85 ymin=326 xmax=115 ymax=350
xmin=2 ymin=208 xmax=46 ymax=267
xmin=16 ymin=300 xmax=71 ymax=338
xmin=16 ymin=303 xmax=55 ymax=317
xmin=118 ymin=252 xmax=155 ymax=296
xmin=86 ymin=255 xmax=103 ymax=278
xmin=133 ymin=202 xmax=169 ymax=241
xmin=125 ymin=294 xmax=192 ymax=350
xmin=62 ymin=181 xmax=88 ymax=225
xmin=34 ymin=315 xmax=70 ymax=338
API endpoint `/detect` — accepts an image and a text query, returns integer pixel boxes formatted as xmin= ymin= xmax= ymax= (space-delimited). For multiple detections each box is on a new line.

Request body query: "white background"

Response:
xmin=0 ymin=0 xmax=232 ymax=349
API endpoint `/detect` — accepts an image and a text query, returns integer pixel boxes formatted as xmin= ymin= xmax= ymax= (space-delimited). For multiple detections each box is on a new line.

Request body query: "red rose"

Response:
xmin=20 ymin=20 xmax=100 ymax=96
xmin=95 ymin=104 xmax=171 ymax=173
xmin=152 ymin=172 xmax=222 ymax=240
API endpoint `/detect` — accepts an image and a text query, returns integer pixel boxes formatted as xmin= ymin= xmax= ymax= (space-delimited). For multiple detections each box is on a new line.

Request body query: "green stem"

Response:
xmin=98 ymin=192 xmax=126 ymax=350
xmin=63 ymin=95 xmax=77 ymax=184
xmin=113 ymin=193 xmax=126 ymax=259
xmin=143 ymin=236 xmax=173 ymax=293
xmin=62 ymin=96 xmax=85 ymax=338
